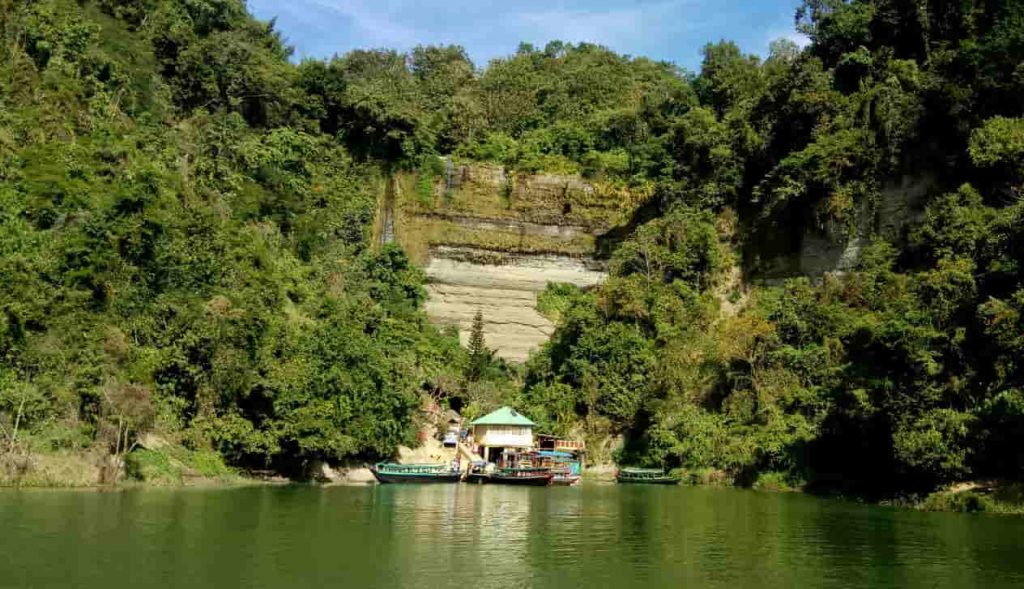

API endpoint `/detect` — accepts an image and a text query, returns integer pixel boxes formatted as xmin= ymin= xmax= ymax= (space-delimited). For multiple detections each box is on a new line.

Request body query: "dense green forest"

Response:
xmin=1 ymin=0 xmax=1022 ymax=499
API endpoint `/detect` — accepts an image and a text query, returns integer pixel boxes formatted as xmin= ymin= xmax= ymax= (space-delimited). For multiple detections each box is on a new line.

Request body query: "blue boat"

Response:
xmin=536 ymin=450 xmax=581 ymax=486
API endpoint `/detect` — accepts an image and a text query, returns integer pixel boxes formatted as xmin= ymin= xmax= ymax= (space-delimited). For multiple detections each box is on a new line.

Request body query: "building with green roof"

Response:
xmin=469 ymin=406 xmax=536 ymax=462
xmin=470 ymin=406 xmax=536 ymax=427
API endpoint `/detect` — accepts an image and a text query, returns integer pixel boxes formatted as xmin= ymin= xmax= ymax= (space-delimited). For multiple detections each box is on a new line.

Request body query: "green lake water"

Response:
xmin=1 ymin=484 xmax=1023 ymax=588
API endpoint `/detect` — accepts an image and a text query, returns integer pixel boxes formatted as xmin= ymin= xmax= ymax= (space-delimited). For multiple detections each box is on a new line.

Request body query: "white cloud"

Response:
xmin=511 ymin=1 xmax=696 ymax=51
xmin=249 ymin=0 xmax=807 ymax=69
xmin=305 ymin=0 xmax=419 ymax=48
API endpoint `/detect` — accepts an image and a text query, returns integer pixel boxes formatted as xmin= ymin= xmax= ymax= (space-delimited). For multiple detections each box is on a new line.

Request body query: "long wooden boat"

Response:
xmin=466 ymin=467 xmax=553 ymax=486
xmin=550 ymin=467 xmax=581 ymax=486
xmin=370 ymin=463 xmax=463 ymax=484
xmin=551 ymin=473 xmax=581 ymax=486
xmin=535 ymin=450 xmax=582 ymax=486
xmin=615 ymin=468 xmax=681 ymax=485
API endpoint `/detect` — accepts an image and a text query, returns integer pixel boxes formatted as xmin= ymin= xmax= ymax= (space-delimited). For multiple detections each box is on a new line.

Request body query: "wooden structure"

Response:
xmin=538 ymin=435 xmax=585 ymax=454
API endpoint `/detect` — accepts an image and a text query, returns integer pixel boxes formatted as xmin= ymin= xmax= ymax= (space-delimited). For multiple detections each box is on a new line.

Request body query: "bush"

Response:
xmin=682 ymin=468 xmax=733 ymax=486
xmin=751 ymin=471 xmax=804 ymax=491
xmin=416 ymin=154 xmax=445 ymax=206
xmin=919 ymin=491 xmax=994 ymax=513
xmin=124 ymin=447 xmax=235 ymax=484
xmin=125 ymin=449 xmax=178 ymax=483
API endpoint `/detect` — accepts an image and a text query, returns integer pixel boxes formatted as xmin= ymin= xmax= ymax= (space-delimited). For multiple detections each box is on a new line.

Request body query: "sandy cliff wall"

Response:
xmin=423 ymin=248 xmax=606 ymax=361
xmin=389 ymin=161 xmax=648 ymax=361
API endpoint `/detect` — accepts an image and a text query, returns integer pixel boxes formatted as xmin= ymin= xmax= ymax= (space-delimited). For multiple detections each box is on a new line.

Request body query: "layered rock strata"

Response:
xmin=391 ymin=162 xmax=646 ymax=362
xmin=424 ymin=247 xmax=606 ymax=362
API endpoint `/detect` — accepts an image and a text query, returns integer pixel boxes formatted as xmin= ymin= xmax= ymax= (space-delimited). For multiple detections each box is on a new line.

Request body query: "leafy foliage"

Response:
xmin=3 ymin=0 xmax=1024 ymax=500
xmin=0 ymin=0 xmax=471 ymax=475
xmin=520 ymin=0 xmax=1024 ymax=499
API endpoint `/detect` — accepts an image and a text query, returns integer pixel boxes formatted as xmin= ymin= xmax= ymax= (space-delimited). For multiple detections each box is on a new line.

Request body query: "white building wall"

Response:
xmin=475 ymin=425 xmax=533 ymax=448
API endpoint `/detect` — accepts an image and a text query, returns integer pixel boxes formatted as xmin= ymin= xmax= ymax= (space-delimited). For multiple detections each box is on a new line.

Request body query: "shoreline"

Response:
xmin=5 ymin=473 xmax=1021 ymax=517
xmin=5 ymin=450 xmax=1021 ymax=516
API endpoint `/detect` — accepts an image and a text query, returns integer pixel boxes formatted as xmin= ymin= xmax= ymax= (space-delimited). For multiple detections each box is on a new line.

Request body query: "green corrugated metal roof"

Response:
xmin=470 ymin=406 xmax=535 ymax=426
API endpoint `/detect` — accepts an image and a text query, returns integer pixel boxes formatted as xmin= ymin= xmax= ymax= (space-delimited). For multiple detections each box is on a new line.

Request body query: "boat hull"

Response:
xmin=464 ymin=473 xmax=553 ymax=486
xmin=491 ymin=474 xmax=552 ymax=486
xmin=615 ymin=476 xmax=681 ymax=485
xmin=371 ymin=469 xmax=463 ymax=484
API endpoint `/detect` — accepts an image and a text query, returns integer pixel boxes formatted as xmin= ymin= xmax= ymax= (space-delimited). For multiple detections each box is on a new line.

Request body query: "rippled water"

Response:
xmin=1 ymin=484 xmax=1022 ymax=588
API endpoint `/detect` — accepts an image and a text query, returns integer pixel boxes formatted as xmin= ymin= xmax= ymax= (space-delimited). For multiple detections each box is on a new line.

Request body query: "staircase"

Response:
xmin=457 ymin=441 xmax=482 ymax=469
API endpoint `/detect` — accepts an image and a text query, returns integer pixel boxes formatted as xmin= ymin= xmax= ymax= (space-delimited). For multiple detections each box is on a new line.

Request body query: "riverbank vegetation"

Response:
xmin=1 ymin=0 xmax=1022 ymax=512
xmin=516 ymin=0 xmax=1024 ymax=507
xmin=0 ymin=0 xmax=507 ymax=485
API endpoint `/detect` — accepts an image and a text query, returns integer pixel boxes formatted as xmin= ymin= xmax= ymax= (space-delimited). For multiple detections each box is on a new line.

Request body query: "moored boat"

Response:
xmin=535 ymin=450 xmax=582 ymax=486
xmin=615 ymin=468 xmax=681 ymax=485
xmin=466 ymin=465 xmax=553 ymax=486
xmin=490 ymin=467 xmax=554 ymax=486
xmin=551 ymin=471 xmax=581 ymax=486
xmin=370 ymin=463 xmax=463 ymax=484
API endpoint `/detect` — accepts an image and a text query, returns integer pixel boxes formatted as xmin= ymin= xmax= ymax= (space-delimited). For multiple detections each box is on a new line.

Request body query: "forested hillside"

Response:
xmin=0 ymin=0 xmax=483 ymax=480
xmin=518 ymin=0 xmax=1024 ymax=498
xmin=1 ymin=0 xmax=1023 ymax=499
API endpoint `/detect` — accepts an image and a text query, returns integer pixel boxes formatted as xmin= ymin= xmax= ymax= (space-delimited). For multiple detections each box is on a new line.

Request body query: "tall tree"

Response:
xmin=467 ymin=310 xmax=489 ymax=382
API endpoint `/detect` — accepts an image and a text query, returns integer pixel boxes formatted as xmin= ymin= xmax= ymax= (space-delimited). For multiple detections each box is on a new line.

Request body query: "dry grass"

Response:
xmin=1 ymin=450 xmax=103 ymax=488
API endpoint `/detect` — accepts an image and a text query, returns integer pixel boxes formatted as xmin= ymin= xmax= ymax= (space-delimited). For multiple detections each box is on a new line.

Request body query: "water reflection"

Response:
xmin=1 ymin=485 xmax=1023 ymax=589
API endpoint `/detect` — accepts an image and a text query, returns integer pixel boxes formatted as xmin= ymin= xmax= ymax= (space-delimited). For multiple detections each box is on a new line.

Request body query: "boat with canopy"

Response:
xmin=615 ymin=468 xmax=682 ymax=485
xmin=370 ymin=463 xmax=463 ymax=484
xmin=465 ymin=464 xmax=554 ymax=486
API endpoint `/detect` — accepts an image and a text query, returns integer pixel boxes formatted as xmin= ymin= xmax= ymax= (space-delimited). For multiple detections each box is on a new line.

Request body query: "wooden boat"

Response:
xmin=551 ymin=473 xmax=581 ymax=486
xmin=615 ymin=468 xmax=681 ymax=485
xmin=535 ymin=450 xmax=582 ymax=486
xmin=490 ymin=467 xmax=553 ymax=486
xmin=466 ymin=466 xmax=553 ymax=486
xmin=370 ymin=463 xmax=463 ymax=484
xmin=549 ymin=466 xmax=581 ymax=486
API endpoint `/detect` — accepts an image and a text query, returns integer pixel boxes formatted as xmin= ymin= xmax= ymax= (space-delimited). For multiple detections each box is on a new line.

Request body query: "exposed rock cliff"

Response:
xmin=390 ymin=161 xmax=648 ymax=362
xmin=750 ymin=173 xmax=937 ymax=278
xmin=424 ymin=248 xmax=606 ymax=361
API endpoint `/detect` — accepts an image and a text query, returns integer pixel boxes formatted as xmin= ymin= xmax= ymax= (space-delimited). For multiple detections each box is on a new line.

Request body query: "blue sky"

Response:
xmin=247 ymin=0 xmax=808 ymax=72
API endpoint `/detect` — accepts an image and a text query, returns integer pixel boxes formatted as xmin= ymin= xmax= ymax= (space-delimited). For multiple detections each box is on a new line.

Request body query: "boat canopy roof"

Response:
xmin=537 ymin=450 xmax=574 ymax=458
xmin=375 ymin=463 xmax=451 ymax=473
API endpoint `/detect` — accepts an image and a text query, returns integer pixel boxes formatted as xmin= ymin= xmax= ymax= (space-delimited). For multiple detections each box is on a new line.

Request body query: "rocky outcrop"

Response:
xmin=427 ymin=162 xmax=646 ymax=230
xmin=308 ymin=460 xmax=375 ymax=484
xmin=424 ymin=247 xmax=606 ymax=362
xmin=391 ymin=162 xmax=645 ymax=362
xmin=754 ymin=173 xmax=938 ymax=278
xmin=799 ymin=174 xmax=935 ymax=275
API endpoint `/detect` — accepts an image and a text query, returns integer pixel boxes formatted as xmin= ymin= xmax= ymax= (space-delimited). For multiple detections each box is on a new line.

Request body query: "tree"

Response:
xmin=969 ymin=116 xmax=1024 ymax=191
xmin=99 ymin=381 xmax=156 ymax=482
xmin=467 ymin=310 xmax=490 ymax=382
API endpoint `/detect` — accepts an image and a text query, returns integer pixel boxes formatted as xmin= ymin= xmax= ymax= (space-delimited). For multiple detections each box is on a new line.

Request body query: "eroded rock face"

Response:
xmin=395 ymin=162 xmax=636 ymax=362
xmin=423 ymin=247 xmax=606 ymax=362
xmin=754 ymin=173 xmax=937 ymax=278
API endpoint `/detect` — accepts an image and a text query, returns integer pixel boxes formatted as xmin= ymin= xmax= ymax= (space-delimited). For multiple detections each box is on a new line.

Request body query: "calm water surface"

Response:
xmin=1 ymin=484 xmax=1022 ymax=588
